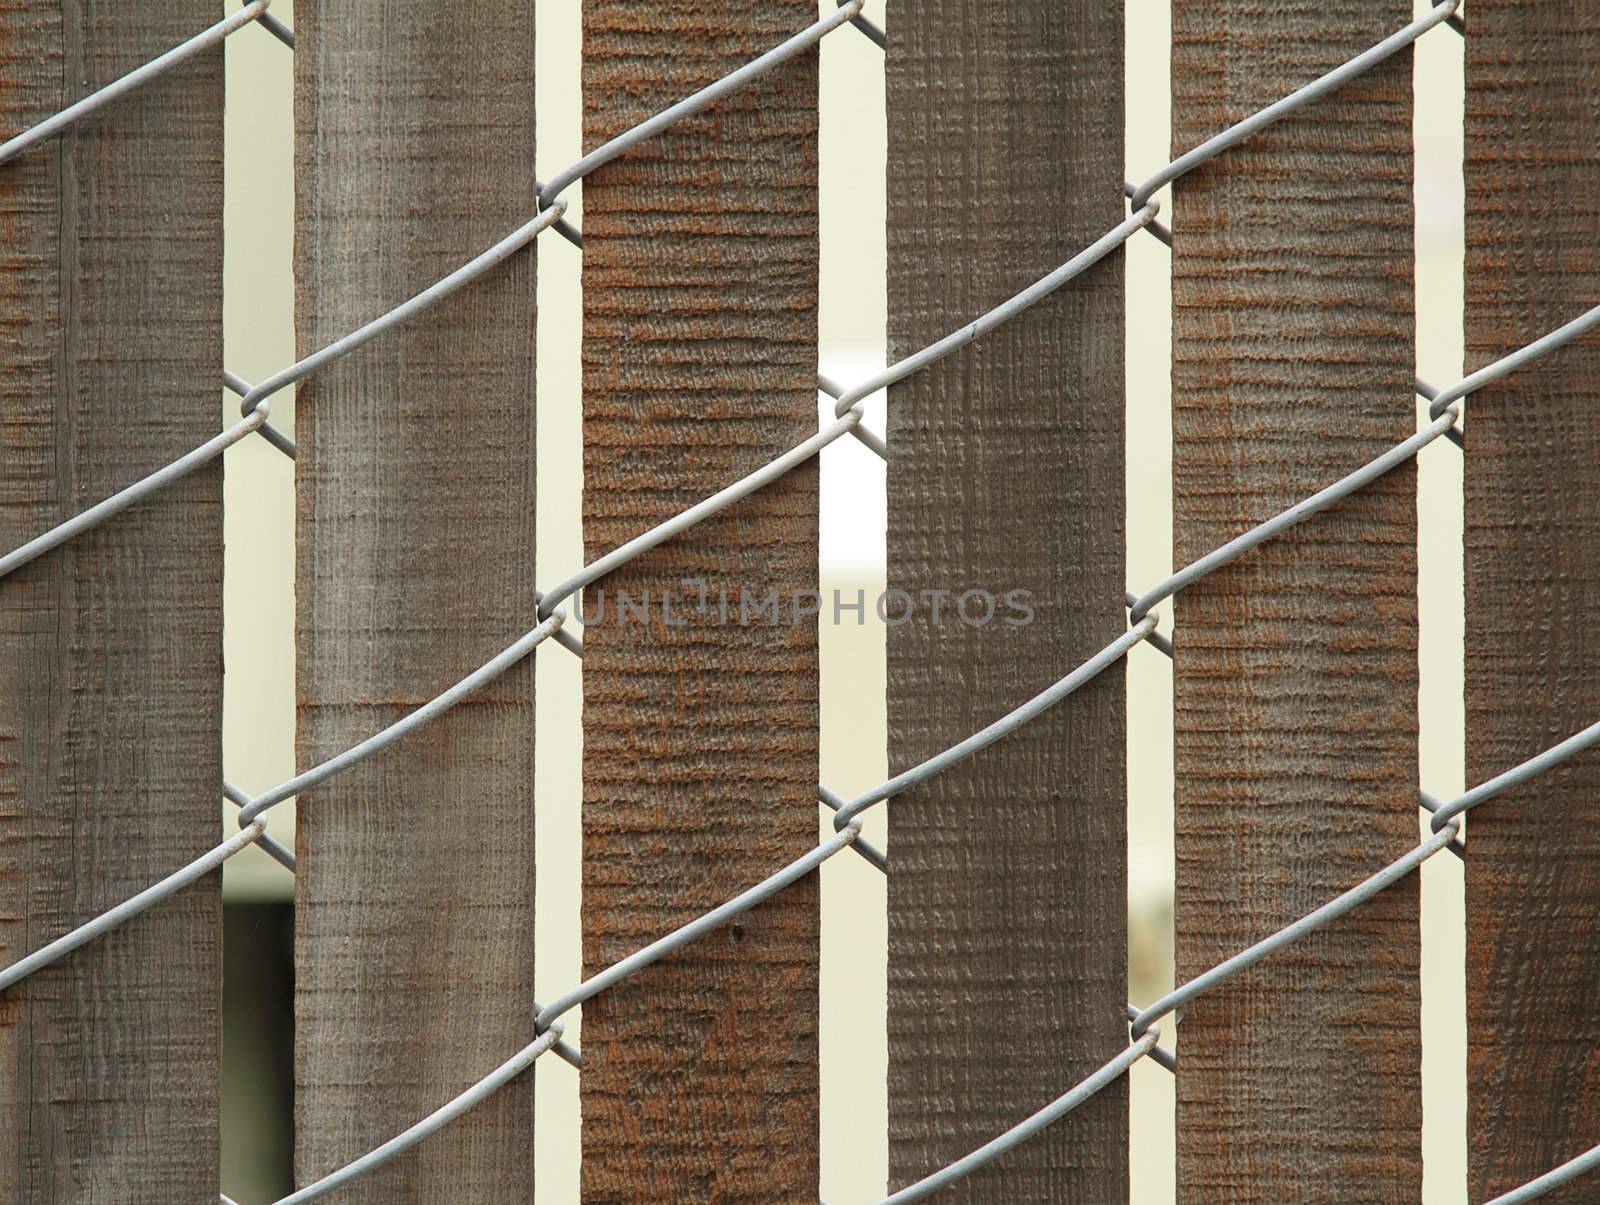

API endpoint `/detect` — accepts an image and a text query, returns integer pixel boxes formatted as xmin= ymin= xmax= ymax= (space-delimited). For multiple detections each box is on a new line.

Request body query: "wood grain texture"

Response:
xmin=884 ymin=1 xmax=1127 ymax=1198
xmin=1464 ymin=4 xmax=1600 ymax=1199
xmin=1170 ymin=2 xmax=1420 ymax=1198
xmin=580 ymin=2 xmax=819 ymax=1199
xmin=0 ymin=3 xmax=223 ymax=1197
xmin=293 ymin=3 xmax=538 ymax=1198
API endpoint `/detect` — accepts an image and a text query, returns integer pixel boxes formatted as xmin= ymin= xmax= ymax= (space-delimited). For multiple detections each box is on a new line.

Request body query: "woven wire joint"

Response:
xmin=1 ymin=2 xmax=1598 ymax=1203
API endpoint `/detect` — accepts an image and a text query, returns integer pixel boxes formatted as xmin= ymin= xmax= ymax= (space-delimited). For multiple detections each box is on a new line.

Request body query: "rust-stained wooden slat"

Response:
xmin=580 ymin=2 xmax=820 ymax=1199
xmin=0 ymin=3 xmax=224 ymax=1196
xmin=293 ymin=3 xmax=538 ymax=1197
xmin=884 ymin=1 xmax=1127 ymax=1198
xmin=1171 ymin=2 xmax=1421 ymax=1197
xmin=1465 ymin=4 xmax=1600 ymax=1199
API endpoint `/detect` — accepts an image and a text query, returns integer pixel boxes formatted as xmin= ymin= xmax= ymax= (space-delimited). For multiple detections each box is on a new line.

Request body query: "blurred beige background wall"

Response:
xmin=218 ymin=1 xmax=1468 ymax=1199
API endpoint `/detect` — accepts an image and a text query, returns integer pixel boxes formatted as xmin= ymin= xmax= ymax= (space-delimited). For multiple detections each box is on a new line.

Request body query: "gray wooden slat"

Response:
xmin=292 ymin=2 xmax=539 ymax=1197
xmin=1171 ymin=1 xmax=1422 ymax=1197
xmin=0 ymin=1 xmax=225 ymax=1196
xmin=884 ymin=1 xmax=1129 ymax=1198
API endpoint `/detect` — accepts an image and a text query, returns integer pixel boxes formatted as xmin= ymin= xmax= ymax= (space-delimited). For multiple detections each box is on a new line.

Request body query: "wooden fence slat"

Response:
xmin=0 ymin=3 xmax=224 ymax=1196
xmin=1465 ymin=5 xmax=1600 ymax=1199
xmin=1170 ymin=2 xmax=1421 ymax=1197
xmin=883 ymin=0 xmax=1127 ymax=1198
xmin=293 ymin=3 xmax=539 ymax=1197
xmin=579 ymin=2 xmax=820 ymax=1199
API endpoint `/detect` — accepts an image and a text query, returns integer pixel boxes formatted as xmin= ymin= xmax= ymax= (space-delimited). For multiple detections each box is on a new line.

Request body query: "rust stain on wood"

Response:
xmin=580 ymin=2 xmax=821 ymax=1200
xmin=1172 ymin=1 xmax=1421 ymax=1198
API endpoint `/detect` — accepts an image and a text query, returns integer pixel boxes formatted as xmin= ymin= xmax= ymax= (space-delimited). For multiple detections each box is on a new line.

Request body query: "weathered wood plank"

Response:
xmin=579 ymin=2 xmax=820 ymax=1199
xmin=883 ymin=1 xmax=1128 ymax=1198
xmin=1465 ymin=4 xmax=1600 ymax=1199
xmin=293 ymin=3 xmax=539 ymax=1197
xmin=0 ymin=3 xmax=224 ymax=1196
xmin=1170 ymin=2 xmax=1421 ymax=1197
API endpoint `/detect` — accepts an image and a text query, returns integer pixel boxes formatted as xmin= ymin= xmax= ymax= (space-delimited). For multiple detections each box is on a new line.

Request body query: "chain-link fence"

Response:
xmin=1 ymin=1 xmax=1597 ymax=1201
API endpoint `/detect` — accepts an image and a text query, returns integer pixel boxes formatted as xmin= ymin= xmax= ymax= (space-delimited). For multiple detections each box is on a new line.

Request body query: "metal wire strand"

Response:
xmin=224 ymin=781 xmax=296 ymax=871
xmin=829 ymin=209 xmax=1160 ymax=449
xmin=1430 ymin=717 xmax=1600 ymax=832
xmin=273 ymin=824 xmax=864 ymax=1204
xmin=254 ymin=6 xmax=295 ymax=49
xmin=222 ymin=780 xmax=586 ymax=1072
xmin=270 ymin=1023 xmax=566 ymax=1205
xmin=814 ymin=783 xmax=1181 ymax=1077
xmin=537 ymin=408 xmax=866 ymax=620
xmin=1485 ymin=1143 xmax=1600 ymax=1205
xmin=534 ymin=820 xmax=866 ymax=1035
xmin=836 ymin=0 xmax=885 ymax=49
xmin=0 ymin=610 xmax=577 ymax=1068
xmin=878 ymin=1029 xmax=1162 ymax=1205
xmin=1427 ymin=302 xmax=1600 ymax=423
xmin=0 ymin=402 xmax=271 ymax=581
xmin=236 ymin=202 xmax=569 ymax=426
xmin=1128 ymin=0 xmax=1462 ymax=211
xmin=1126 ymin=407 xmax=1462 ymax=624
xmin=0 ymin=823 xmax=266 ymax=993
xmin=0 ymin=1 xmax=273 ymax=167
xmin=223 ymin=372 xmax=296 ymax=457
xmin=1129 ymin=823 xmax=1461 ymax=1039
xmin=817 ymin=784 xmax=887 ymax=871
xmin=832 ymin=620 xmax=1156 ymax=831
xmin=1418 ymin=790 xmax=1468 ymax=860
xmin=235 ymin=610 xmax=568 ymax=826
xmin=282 ymin=827 xmax=867 ymax=1191
xmin=539 ymin=0 xmax=866 ymax=209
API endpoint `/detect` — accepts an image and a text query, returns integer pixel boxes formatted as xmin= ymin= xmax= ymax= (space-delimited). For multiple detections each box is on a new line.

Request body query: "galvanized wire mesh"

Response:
xmin=2 ymin=1 xmax=1598 ymax=1202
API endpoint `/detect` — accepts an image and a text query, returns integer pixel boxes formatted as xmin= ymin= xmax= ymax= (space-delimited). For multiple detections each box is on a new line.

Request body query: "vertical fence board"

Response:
xmin=293 ymin=3 xmax=538 ymax=1197
xmin=0 ymin=3 xmax=223 ymax=1196
xmin=1465 ymin=5 xmax=1600 ymax=1199
xmin=580 ymin=2 xmax=820 ymax=1199
xmin=883 ymin=1 xmax=1127 ymax=1198
xmin=1170 ymin=2 xmax=1420 ymax=1197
